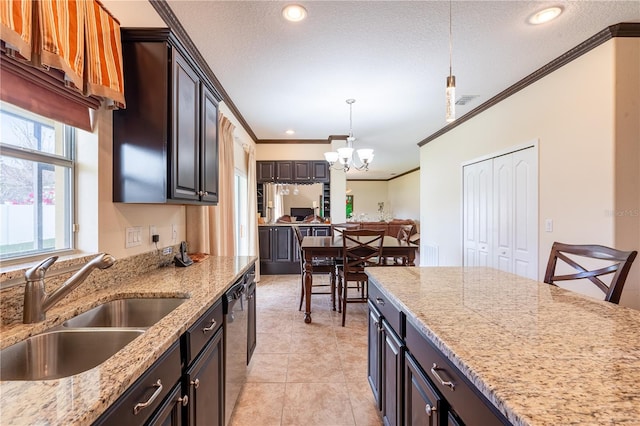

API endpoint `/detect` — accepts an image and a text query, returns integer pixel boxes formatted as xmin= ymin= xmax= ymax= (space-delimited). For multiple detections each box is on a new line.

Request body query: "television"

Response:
xmin=290 ymin=207 xmax=314 ymax=221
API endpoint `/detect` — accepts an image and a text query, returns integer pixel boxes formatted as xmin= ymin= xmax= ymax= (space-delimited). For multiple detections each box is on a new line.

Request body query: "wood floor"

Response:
xmin=229 ymin=274 xmax=383 ymax=426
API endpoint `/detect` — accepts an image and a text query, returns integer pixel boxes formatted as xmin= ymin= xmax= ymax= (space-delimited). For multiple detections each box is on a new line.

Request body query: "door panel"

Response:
xmin=513 ymin=148 xmax=538 ymax=279
xmin=493 ymin=154 xmax=513 ymax=273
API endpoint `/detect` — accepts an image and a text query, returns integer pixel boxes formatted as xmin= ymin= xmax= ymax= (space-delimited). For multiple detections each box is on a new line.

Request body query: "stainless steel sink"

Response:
xmin=63 ymin=298 xmax=186 ymax=328
xmin=0 ymin=329 xmax=144 ymax=381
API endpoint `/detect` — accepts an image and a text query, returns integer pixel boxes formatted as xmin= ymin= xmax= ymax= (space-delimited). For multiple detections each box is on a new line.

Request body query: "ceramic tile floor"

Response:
xmin=229 ymin=274 xmax=383 ymax=426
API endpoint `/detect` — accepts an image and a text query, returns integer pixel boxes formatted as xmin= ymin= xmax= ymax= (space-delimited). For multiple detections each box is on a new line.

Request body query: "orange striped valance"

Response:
xmin=0 ymin=0 xmax=125 ymax=109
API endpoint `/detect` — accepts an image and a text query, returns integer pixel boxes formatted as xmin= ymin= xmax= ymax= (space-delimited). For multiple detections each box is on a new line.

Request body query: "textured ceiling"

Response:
xmin=105 ymin=1 xmax=640 ymax=180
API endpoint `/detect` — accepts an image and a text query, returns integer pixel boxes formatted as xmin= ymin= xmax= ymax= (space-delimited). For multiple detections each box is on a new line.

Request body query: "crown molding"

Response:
xmin=418 ymin=22 xmax=640 ymax=147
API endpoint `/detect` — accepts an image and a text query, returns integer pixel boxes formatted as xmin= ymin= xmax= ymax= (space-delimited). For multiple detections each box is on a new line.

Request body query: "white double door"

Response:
xmin=463 ymin=146 xmax=538 ymax=279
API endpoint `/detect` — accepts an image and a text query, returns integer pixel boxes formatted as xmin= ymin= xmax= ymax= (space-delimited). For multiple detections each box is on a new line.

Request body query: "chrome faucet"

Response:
xmin=23 ymin=253 xmax=116 ymax=323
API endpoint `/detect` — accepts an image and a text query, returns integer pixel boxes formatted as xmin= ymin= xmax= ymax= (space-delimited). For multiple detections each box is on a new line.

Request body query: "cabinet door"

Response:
xmin=276 ymin=161 xmax=293 ymax=181
xmin=171 ymin=50 xmax=200 ymax=202
xmin=367 ymin=301 xmax=382 ymax=409
xmin=404 ymin=352 xmax=442 ymax=426
xmin=311 ymin=161 xmax=330 ymax=182
xmin=273 ymin=227 xmax=293 ymax=262
xmin=200 ymin=84 xmax=219 ymax=204
xmin=382 ymin=320 xmax=404 ymax=426
xmin=258 ymin=227 xmax=273 ymax=262
xmin=312 ymin=226 xmax=331 ymax=236
xmin=293 ymin=161 xmax=311 ymax=181
xmin=147 ymin=383 xmax=187 ymax=426
xmin=186 ymin=328 xmax=224 ymax=426
xmin=257 ymin=161 xmax=275 ymax=182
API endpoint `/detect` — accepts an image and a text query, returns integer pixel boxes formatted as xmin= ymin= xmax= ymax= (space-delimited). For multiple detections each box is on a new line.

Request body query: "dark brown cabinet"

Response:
xmin=147 ymin=384 xmax=187 ymax=426
xmin=185 ymin=328 xmax=224 ymax=426
xmin=113 ymin=29 xmax=220 ymax=205
xmin=404 ymin=353 xmax=442 ymax=426
xmin=259 ymin=225 xmax=331 ymax=274
xmin=256 ymin=160 xmax=329 ymax=183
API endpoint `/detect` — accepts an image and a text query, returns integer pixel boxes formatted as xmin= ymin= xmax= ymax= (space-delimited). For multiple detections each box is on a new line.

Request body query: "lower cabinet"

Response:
xmin=184 ymin=328 xmax=224 ymax=426
xmin=368 ymin=281 xmax=510 ymax=426
xmin=147 ymin=383 xmax=187 ymax=426
xmin=259 ymin=225 xmax=331 ymax=274
xmin=247 ymin=279 xmax=257 ymax=363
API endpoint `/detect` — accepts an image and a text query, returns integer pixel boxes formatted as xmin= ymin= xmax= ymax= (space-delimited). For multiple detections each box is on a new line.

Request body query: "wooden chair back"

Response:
xmin=543 ymin=242 xmax=637 ymax=304
xmin=396 ymin=224 xmax=416 ymax=243
xmin=331 ymin=223 xmax=359 ymax=238
xmin=341 ymin=230 xmax=385 ymax=279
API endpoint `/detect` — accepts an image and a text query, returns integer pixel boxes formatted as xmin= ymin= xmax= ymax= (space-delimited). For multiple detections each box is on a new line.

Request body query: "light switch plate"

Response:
xmin=545 ymin=219 xmax=553 ymax=233
xmin=125 ymin=226 xmax=142 ymax=248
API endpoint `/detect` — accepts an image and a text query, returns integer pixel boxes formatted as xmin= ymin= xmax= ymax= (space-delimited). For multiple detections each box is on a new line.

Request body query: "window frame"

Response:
xmin=0 ymin=107 xmax=76 ymax=263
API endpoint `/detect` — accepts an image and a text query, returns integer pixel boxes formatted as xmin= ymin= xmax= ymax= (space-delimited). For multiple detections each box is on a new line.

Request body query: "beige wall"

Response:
xmin=256 ymin=143 xmax=329 ymax=161
xmin=420 ymin=38 xmax=640 ymax=309
xmin=347 ymin=181 xmax=389 ymax=221
xmin=388 ymin=170 xmax=420 ymax=222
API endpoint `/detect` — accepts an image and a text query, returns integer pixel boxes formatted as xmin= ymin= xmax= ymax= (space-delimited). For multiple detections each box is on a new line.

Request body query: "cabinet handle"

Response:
xmin=202 ymin=319 xmax=217 ymax=333
xmin=375 ymin=297 xmax=385 ymax=306
xmin=133 ymin=379 xmax=163 ymax=415
xmin=430 ymin=363 xmax=455 ymax=391
xmin=191 ymin=378 xmax=200 ymax=389
xmin=425 ymin=403 xmax=437 ymax=416
xmin=178 ymin=395 xmax=189 ymax=406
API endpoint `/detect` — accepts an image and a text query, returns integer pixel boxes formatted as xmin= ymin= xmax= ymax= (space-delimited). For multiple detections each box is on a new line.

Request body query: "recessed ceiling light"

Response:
xmin=528 ymin=6 xmax=563 ymax=25
xmin=285 ymin=129 xmax=295 ymax=135
xmin=282 ymin=4 xmax=307 ymax=22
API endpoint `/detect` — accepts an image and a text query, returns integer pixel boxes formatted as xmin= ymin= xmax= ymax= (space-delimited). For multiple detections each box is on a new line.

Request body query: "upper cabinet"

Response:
xmin=257 ymin=160 xmax=329 ymax=183
xmin=113 ymin=29 xmax=221 ymax=205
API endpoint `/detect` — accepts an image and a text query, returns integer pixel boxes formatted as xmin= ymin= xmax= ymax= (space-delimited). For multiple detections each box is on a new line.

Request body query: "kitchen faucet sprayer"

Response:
xmin=23 ymin=253 xmax=116 ymax=324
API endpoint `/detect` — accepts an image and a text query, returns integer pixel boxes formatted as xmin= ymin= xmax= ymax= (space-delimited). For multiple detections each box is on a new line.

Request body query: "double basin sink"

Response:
xmin=1 ymin=298 xmax=186 ymax=381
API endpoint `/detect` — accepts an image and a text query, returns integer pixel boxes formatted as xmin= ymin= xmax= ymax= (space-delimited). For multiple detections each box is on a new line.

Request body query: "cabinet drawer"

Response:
xmin=405 ymin=320 xmax=509 ymax=426
xmin=368 ymin=281 xmax=403 ymax=335
xmin=95 ymin=340 xmax=181 ymax=426
xmin=185 ymin=299 xmax=223 ymax=365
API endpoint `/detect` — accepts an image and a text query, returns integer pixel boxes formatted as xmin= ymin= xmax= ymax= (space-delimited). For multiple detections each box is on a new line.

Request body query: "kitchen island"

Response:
xmin=365 ymin=266 xmax=640 ymax=425
xmin=0 ymin=255 xmax=256 ymax=425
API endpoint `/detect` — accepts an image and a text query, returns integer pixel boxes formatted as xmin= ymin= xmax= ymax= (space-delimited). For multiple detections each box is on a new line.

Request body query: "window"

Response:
xmin=0 ymin=102 xmax=75 ymax=261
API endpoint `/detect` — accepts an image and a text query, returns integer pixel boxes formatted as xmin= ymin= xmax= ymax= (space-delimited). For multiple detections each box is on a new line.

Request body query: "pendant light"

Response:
xmin=445 ymin=0 xmax=456 ymax=123
xmin=324 ymin=99 xmax=374 ymax=172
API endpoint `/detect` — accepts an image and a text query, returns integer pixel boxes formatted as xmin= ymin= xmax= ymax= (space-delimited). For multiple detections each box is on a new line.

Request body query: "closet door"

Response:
xmin=493 ymin=154 xmax=514 ymax=273
xmin=463 ymin=160 xmax=492 ymax=267
xmin=512 ymin=148 xmax=538 ymax=279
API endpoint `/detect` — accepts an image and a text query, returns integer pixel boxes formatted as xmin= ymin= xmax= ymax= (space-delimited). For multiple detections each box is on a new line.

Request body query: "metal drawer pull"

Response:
xmin=431 ymin=363 xmax=455 ymax=391
xmin=133 ymin=379 xmax=163 ymax=415
xmin=425 ymin=403 xmax=436 ymax=416
xmin=202 ymin=319 xmax=217 ymax=332
xmin=375 ymin=297 xmax=385 ymax=306
xmin=178 ymin=395 xmax=189 ymax=406
xmin=191 ymin=378 xmax=200 ymax=389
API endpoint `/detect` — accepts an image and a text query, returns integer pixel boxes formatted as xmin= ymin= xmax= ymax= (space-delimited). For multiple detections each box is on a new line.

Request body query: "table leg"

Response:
xmin=407 ymin=249 xmax=416 ymax=267
xmin=303 ymin=252 xmax=313 ymax=323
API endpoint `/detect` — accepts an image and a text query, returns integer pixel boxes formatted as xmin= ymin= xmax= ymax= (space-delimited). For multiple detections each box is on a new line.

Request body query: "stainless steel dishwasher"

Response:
xmin=223 ymin=266 xmax=255 ymax=425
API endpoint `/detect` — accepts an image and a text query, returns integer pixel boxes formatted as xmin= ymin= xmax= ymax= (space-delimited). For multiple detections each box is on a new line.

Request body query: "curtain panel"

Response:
xmin=0 ymin=0 xmax=125 ymax=120
xmin=186 ymin=113 xmax=237 ymax=257
xmin=0 ymin=0 xmax=33 ymax=59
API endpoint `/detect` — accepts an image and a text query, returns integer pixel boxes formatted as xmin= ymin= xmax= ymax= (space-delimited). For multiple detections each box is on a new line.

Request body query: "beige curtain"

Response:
xmin=186 ymin=113 xmax=236 ymax=256
xmin=244 ymin=142 xmax=260 ymax=280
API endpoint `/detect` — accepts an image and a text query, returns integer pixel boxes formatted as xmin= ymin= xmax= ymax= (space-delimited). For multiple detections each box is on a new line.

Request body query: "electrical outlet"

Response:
xmin=172 ymin=224 xmax=178 ymax=242
xmin=150 ymin=225 xmax=157 ymax=244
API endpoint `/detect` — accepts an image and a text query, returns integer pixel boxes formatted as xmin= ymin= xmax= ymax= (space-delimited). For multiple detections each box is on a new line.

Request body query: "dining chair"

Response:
xmin=337 ymin=229 xmax=385 ymax=326
xmin=293 ymin=226 xmax=336 ymax=311
xmin=331 ymin=223 xmax=360 ymax=239
xmin=543 ymin=242 xmax=637 ymax=304
xmin=388 ymin=224 xmax=416 ymax=265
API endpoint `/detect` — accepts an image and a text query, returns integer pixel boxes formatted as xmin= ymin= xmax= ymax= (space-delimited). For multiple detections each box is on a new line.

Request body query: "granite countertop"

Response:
xmin=0 ymin=255 xmax=256 ymax=425
xmin=365 ymin=266 xmax=640 ymax=426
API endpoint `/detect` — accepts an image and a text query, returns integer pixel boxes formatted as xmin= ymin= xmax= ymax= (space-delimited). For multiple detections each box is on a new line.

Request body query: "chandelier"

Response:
xmin=324 ymin=99 xmax=374 ymax=171
xmin=445 ymin=0 xmax=456 ymax=123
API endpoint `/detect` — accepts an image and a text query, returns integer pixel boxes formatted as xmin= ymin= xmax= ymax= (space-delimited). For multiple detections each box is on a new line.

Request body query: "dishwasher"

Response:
xmin=223 ymin=267 xmax=256 ymax=425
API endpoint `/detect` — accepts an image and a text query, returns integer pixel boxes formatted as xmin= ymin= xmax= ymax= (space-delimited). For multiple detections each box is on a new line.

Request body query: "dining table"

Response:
xmin=300 ymin=235 xmax=418 ymax=323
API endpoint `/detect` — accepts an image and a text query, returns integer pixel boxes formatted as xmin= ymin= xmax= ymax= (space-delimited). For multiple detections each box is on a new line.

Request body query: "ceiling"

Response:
xmin=104 ymin=1 xmax=640 ymax=180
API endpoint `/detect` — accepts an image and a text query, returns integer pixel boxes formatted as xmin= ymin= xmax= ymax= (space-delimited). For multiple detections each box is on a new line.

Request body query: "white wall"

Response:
xmin=388 ymin=170 xmax=420 ymax=222
xmin=420 ymin=38 xmax=640 ymax=309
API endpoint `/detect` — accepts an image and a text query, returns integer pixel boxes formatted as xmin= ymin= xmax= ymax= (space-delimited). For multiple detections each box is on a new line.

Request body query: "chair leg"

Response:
xmin=298 ymin=273 xmax=304 ymax=311
xmin=336 ymin=272 xmax=343 ymax=313
xmin=330 ymin=270 xmax=336 ymax=311
xmin=341 ymin=282 xmax=347 ymax=327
